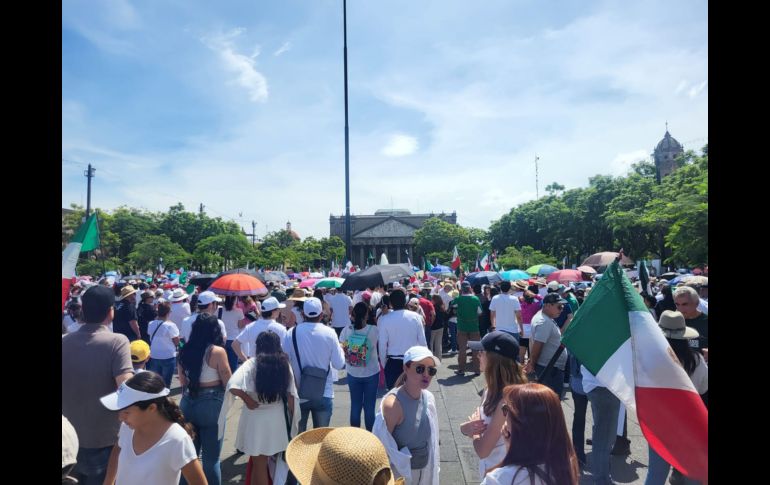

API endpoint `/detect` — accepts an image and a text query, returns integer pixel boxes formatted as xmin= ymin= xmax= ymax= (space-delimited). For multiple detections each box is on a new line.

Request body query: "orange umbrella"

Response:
xmin=208 ymin=273 xmax=268 ymax=296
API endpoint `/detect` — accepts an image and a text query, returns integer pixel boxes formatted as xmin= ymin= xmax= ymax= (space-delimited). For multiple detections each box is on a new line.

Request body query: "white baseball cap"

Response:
xmin=197 ymin=291 xmax=223 ymax=305
xmin=303 ymin=297 xmax=323 ymax=318
xmin=261 ymin=296 xmax=286 ymax=312
xmin=100 ymin=381 xmax=170 ymax=411
xmin=404 ymin=346 xmax=440 ymax=367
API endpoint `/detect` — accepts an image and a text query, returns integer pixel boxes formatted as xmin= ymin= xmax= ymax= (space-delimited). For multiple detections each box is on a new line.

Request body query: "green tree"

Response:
xmin=194 ymin=233 xmax=254 ymax=272
xmin=128 ymin=235 xmax=190 ymax=272
xmin=544 ymin=182 xmax=565 ymax=196
xmin=497 ymin=245 xmax=557 ymax=269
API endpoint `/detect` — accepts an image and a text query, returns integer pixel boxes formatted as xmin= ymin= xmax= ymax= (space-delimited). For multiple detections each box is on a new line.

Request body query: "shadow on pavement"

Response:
xmin=221 ymin=451 xmax=246 ymax=482
xmin=581 ymin=452 xmax=647 ymax=484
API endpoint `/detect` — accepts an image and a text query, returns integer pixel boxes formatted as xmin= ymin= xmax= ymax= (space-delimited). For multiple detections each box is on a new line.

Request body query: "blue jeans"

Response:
xmin=347 ymin=373 xmax=379 ymax=431
xmin=448 ymin=321 xmax=458 ymax=351
xmin=587 ymin=386 xmax=620 ymax=485
xmin=645 ymin=445 xmax=701 ymax=485
xmin=535 ymin=364 xmax=565 ymax=399
xmin=71 ymin=446 xmax=113 ymax=485
xmin=298 ymin=396 xmax=333 ymax=433
xmin=224 ymin=340 xmax=239 ymax=373
xmin=147 ymin=357 xmax=176 ymax=388
xmin=180 ymin=388 xmax=225 ymax=485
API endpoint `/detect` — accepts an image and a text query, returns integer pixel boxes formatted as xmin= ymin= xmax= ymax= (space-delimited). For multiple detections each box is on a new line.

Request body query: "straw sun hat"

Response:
xmin=286 ymin=427 xmax=405 ymax=485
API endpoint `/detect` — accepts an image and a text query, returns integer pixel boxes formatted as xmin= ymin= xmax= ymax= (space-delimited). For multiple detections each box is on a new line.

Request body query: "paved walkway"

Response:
xmin=170 ymin=352 xmax=651 ymax=484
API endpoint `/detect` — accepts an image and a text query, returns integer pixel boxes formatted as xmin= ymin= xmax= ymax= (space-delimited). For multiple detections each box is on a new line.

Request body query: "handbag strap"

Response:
xmin=291 ymin=327 xmax=303 ymax=371
xmin=149 ymin=321 xmax=163 ymax=345
xmin=282 ymin=395 xmax=292 ymax=439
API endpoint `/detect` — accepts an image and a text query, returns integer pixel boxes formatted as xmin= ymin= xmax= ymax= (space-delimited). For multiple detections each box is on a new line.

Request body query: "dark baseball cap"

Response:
xmin=81 ymin=285 xmax=115 ymax=324
xmin=543 ymin=293 xmax=568 ymax=305
xmin=468 ymin=331 xmax=520 ymax=360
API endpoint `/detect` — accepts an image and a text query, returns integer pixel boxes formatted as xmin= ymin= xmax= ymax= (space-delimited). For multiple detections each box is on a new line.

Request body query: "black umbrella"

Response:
xmin=189 ymin=273 xmax=219 ymax=290
xmin=339 ymin=264 xmax=415 ymax=292
xmin=464 ymin=271 xmax=502 ymax=287
xmin=258 ymin=271 xmax=284 ymax=283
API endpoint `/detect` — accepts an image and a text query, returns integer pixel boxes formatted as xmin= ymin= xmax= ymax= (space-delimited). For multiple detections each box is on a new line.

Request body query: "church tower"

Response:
xmin=653 ymin=125 xmax=684 ymax=183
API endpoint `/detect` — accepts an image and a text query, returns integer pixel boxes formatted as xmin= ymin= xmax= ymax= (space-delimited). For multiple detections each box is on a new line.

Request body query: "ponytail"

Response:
xmin=137 ymin=397 xmax=196 ymax=440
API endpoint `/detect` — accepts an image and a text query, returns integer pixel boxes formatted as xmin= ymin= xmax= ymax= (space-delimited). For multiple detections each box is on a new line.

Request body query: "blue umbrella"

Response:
xmin=465 ymin=271 xmax=502 ymax=287
xmin=669 ymin=274 xmax=694 ymax=285
xmin=430 ymin=265 xmax=452 ymax=273
xmin=499 ymin=269 xmax=530 ymax=281
xmin=536 ymin=264 xmax=558 ymax=276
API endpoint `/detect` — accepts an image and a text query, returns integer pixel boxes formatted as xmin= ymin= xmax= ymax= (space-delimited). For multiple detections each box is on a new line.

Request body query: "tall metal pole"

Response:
xmin=534 ymin=155 xmax=539 ymax=199
xmin=84 ymin=163 xmax=95 ymax=217
xmin=252 ymin=220 xmax=256 ymax=246
xmin=343 ymin=0 xmax=352 ymax=264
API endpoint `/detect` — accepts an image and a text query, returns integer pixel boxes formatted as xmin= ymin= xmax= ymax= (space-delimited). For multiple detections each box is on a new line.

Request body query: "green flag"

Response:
xmin=73 ymin=213 xmax=100 ymax=252
xmin=425 ymin=259 xmax=434 ymax=271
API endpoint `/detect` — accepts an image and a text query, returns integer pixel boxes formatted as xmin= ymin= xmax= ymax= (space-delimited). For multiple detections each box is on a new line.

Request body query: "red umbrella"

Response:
xmin=208 ymin=273 xmax=268 ymax=296
xmin=299 ymin=278 xmax=319 ymax=289
xmin=546 ymin=269 xmax=585 ymax=284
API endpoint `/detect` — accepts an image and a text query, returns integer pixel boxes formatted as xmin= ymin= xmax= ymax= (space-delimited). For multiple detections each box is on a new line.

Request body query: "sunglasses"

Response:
xmin=414 ymin=364 xmax=438 ymax=377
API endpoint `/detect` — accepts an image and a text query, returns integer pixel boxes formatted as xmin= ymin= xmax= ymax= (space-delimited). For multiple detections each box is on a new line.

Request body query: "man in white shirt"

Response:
xmin=232 ymin=297 xmax=287 ymax=362
xmin=283 ymin=297 xmax=346 ymax=432
xmin=437 ymin=281 xmax=454 ymax=309
xmin=168 ymin=288 xmax=192 ymax=333
xmin=377 ymin=288 xmax=428 ymax=389
xmin=180 ymin=291 xmax=227 ymax=342
xmin=489 ymin=281 xmax=524 ymax=341
xmin=325 ymin=287 xmax=353 ymax=337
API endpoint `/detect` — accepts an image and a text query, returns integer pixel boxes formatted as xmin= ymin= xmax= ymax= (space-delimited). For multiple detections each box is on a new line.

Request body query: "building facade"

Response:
xmin=330 ymin=209 xmax=457 ymax=267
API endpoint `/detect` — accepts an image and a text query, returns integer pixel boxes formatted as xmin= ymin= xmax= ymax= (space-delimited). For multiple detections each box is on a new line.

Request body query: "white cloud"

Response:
xmin=274 ymin=41 xmax=291 ymax=56
xmin=382 ymin=134 xmax=418 ymax=157
xmin=675 ymin=80 xmax=688 ymax=95
xmin=201 ymin=28 xmax=269 ymax=102
xmin=688 ymin=80 xmax=707 ymax=99
xmin=610 ymin=149 xmax=651 ymax=176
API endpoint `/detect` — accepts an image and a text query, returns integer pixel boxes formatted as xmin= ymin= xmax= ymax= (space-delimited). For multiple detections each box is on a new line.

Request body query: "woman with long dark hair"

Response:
xmin=100 ymin=371 xmax=206 ymax=485
xmin=177 ymin=313 xmax=232 ymax=485
xmin=220 ymin=331 xmax=299 ymax=485
xmin=340 ymin=302 xmax=380 ymax=431
xmin=482 ymin=383 xmax=579 ymax=485
xmin=460 ymin=332 xmax=528 ymax=479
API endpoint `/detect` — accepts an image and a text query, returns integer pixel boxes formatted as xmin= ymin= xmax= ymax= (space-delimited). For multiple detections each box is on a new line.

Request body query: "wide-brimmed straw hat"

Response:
xmin=287 ymin=288 xmax=308 ymax=302
xmin=118 ymin=285 xmax=138 ymax=301
xmin=658 ymin=310 xmax=699 ymax=340
xmin=512 ymin=280 xmax=529 ymax=291
xmin=286 ymin=427 xmax=405 ymax=485
xmin=169 ymin=288 xmax=188 ymax=302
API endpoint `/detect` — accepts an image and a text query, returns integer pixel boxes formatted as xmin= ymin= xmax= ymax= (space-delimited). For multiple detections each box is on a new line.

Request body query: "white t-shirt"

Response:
xmin=116 ymin=422 xmax=197 ymax=485
xmin=697 ymin=298 xmax=708 ymax=315
xmin=377 ymin=309 xmax=428 ymax=367
xmin=168 ymin=302 xmax=191 ymax=332
xmin=148 ymin=320 xmax=180 ymax=360
xmin=180 ymin=313 xmax=227 ymax=342
xmin=489 ymin=294 xmax=522 ymax=334
xmin=236 ymin=319 xmax=288 ymax=358
xmin=221 ymin=308 xmax=245 ymax=341
xmin=481 ymin=464 xmax=548 ymax=485
xmin=283 ymin=322 xmax=346 ymax=401
xmin=326 ymin=293 xmax=353 ymax=327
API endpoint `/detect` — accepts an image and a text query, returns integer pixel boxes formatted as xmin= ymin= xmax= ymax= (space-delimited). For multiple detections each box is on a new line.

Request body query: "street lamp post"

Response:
xmin=343 ymin=0 xmax=352 ymax=265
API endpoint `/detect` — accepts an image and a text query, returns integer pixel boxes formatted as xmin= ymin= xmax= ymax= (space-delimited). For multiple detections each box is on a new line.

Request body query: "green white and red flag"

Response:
xmin=61 ymin=213 xmax=100 ymax=309
xmin=450 ymin=246 xmax=461 ymax=270
xmin=561 ymin=259 xmax=707 ymax=482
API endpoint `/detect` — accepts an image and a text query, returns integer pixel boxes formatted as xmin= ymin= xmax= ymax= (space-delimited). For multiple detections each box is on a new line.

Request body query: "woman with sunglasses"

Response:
xmin=461 ymin=331 xmax=528 ymax=480
xmin=481 ymin=383 xmax=579 ymax=485
xmin=373 ymin=345 xmax=440 ymax=485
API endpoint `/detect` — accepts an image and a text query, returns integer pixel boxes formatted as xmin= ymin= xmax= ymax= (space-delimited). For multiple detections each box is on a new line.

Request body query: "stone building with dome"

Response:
xmin=285 ymin=221 xmax=301 ymax=241
xmin=653 ymin=128 xmax=684 ymax=183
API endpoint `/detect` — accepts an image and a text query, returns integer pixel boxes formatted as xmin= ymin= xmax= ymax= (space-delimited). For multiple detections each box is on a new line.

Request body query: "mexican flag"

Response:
xmin=424 ymin=259 xmax=434 ymax=272
xmin=562 ymin=260 xmax=707 ymax=482
xmin=479 ymin=251 xmax=490 ymax=271
xmin=61 ymin=213 xmax=100 ymax=309
xmin=450 ymin=246 xmax=461 ymax=270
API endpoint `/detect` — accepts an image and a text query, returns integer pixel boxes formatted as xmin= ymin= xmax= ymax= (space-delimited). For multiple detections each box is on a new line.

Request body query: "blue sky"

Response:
xmin=62 ymin=0 xmax=708 ymax=239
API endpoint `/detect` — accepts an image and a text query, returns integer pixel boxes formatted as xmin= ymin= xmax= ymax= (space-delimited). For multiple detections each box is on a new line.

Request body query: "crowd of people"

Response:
xmin=62 ymin=269 xmax=708 ymax=485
